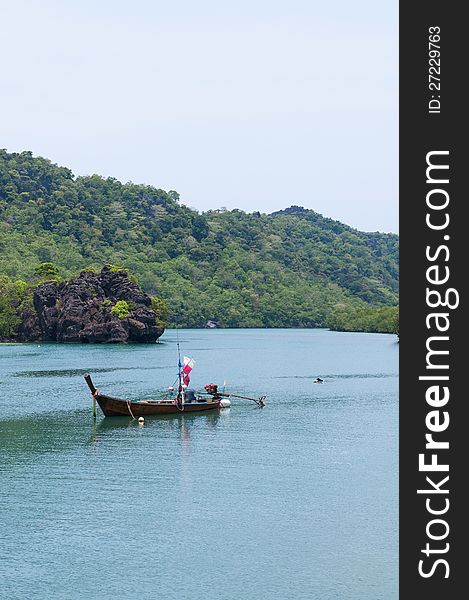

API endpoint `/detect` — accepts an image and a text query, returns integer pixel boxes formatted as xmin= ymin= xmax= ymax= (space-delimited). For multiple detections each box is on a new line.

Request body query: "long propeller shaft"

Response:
xmin=200 ymin=391 xmax=266 ymax=407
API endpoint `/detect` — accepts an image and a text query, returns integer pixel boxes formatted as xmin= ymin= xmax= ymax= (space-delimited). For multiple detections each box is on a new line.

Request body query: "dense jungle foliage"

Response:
xmin=0 ymin=150 xmax=398 ymax=333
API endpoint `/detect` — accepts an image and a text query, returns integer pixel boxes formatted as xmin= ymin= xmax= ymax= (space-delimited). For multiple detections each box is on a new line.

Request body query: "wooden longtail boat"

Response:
xmin=84 ymin=373 xmax=221 ymax=417
xmin=84 ymin=345 xmax=265 ymax=418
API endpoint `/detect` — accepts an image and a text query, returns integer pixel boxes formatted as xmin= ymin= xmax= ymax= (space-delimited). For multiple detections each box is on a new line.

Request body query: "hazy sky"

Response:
xmin=2 ymin=1 xmax=397 ymax=232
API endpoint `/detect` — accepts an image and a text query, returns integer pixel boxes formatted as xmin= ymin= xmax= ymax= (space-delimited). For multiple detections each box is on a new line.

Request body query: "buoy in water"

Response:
xmin=220 ymin=399 xmax=231 ymax=408
xmin=138 ymin=416 xmax=145 ymax=424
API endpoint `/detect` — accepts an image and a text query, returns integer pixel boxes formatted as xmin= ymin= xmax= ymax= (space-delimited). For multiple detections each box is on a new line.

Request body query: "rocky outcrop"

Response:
xmin=15 ymin=266 xmax=164 ymax=343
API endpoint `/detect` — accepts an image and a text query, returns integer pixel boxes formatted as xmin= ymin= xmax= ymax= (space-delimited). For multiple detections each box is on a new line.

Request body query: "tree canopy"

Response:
xmin=0 ymin=150 xmax=399 ymax=331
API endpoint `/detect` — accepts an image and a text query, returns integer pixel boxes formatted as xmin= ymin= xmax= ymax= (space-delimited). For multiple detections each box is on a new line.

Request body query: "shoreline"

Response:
xmin=1 ymin=327 xmax=399 ymax=345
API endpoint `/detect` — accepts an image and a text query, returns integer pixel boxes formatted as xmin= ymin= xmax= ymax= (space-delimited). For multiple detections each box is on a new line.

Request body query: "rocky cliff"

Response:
xmin=15 ymin=266 xmax=164 ymax=343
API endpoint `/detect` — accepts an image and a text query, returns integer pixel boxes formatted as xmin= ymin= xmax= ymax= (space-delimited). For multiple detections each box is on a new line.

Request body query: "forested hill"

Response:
xmin=0 ymin=150 xmax=398 ymax=329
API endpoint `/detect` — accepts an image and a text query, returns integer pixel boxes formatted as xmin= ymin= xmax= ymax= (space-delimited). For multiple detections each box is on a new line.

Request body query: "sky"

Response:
xmin=1 ymin=0 xmax=397 ymax=233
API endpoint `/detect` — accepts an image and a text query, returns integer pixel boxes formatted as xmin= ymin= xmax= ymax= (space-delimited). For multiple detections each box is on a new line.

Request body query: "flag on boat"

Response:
xmin=182 ymin=356 xmax=195 ymax=386
xmin=182 ymin=357 xmax=195 ymax=374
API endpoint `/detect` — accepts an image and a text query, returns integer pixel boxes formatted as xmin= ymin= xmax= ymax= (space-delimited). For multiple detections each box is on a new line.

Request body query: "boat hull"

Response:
xmin=96 ymin=394 xmax=221 ymax=417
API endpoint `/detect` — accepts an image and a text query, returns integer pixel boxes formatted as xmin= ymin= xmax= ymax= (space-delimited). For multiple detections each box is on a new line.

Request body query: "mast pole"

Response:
xmin=177 ymin=338 xmax=184 ymax=407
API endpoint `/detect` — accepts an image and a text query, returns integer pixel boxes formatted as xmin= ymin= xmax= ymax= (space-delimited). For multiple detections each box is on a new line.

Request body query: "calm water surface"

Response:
xmin=0 ymin=329 xmax=398 ymax=600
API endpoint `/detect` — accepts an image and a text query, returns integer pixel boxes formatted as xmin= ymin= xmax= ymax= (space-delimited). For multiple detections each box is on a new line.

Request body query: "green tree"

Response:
xmin=34 ymin=262 xmax=60 ymax=281
xmin=191 ymin=215 xmax=209 ymax=242
xmin=110 ymin=300 xmax=131 ymax=319
xmin=151 ymin=296 xmax=169 ymax=327
xmin=0 ymin=276 xmax=31 ymax=337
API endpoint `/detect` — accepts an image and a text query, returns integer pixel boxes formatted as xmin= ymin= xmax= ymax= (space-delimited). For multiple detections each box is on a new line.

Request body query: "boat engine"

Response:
xmin=204 ymin=383 xmax=220 ymax=397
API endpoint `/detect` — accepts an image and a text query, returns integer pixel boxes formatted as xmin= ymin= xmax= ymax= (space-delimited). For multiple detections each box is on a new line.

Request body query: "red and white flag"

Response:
xmin=182 ymin=357 xmax=195 ymax=374
xmin=182 ymin=356 xmax=195 ymax=386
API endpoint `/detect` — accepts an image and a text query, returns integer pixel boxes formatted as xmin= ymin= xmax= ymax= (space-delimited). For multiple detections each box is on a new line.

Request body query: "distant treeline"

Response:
xmin=0 ymin=150 xmax=399 ymax=331
xmin=1 ymin=266 xmax=398 ymax=337
xmin=327 ymin=305 xmax=399 ymax=335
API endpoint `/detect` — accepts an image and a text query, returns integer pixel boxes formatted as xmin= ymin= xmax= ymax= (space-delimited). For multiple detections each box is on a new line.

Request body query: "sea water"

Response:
xmin=0 ymin=329 xmax=398 ymax=600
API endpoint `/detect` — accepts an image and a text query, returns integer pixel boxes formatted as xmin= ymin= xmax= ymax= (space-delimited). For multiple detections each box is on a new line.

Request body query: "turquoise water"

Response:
xmin=0 ymin=329 xmax=398 ymax=599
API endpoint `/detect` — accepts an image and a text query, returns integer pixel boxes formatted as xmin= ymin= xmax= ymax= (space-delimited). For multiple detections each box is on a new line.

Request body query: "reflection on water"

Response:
xmin=95 ymin=410 xmax=222 ymax=433
xmin=0 ymin=329 xmax=398 ymax=600
xmin=14 ymin=365 xmax=174 ymax=378
xmin=274 ymin=372 xmax=398 ymax=380
xmin=0 ymin=408 xmax=225 ymax=459
xmin=14 ymin=367 xmax=122 ymax=378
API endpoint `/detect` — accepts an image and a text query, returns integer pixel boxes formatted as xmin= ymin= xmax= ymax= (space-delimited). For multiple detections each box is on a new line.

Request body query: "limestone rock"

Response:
xmin=15 ymin=265 xmax=164 ymax=343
